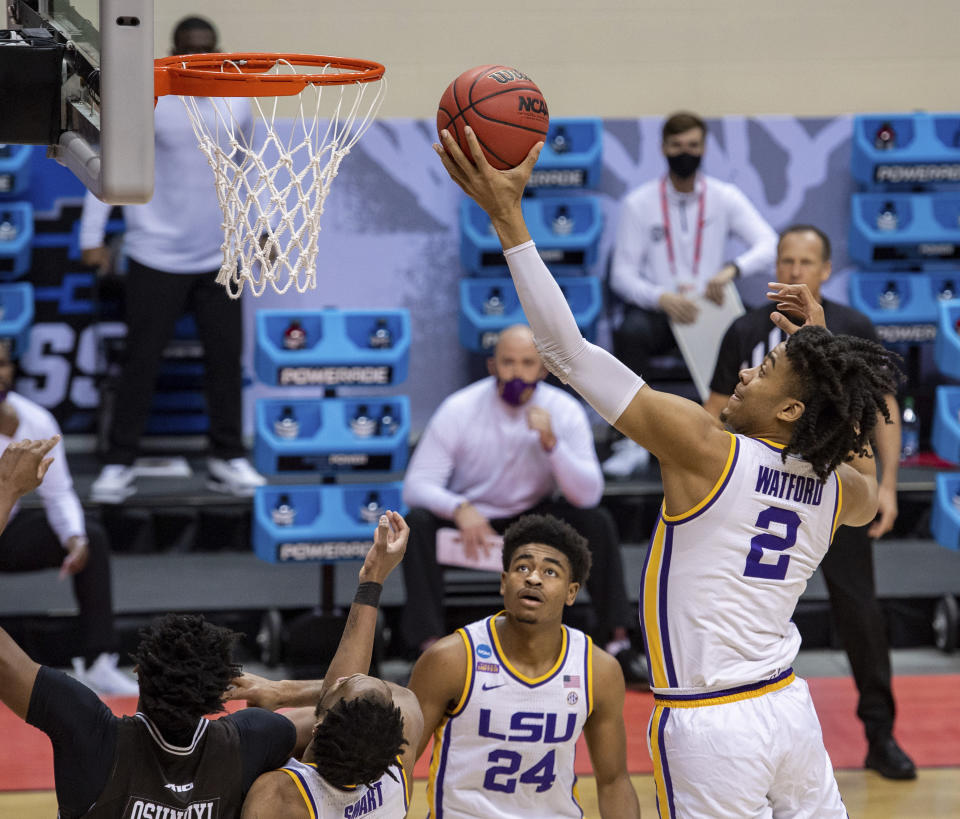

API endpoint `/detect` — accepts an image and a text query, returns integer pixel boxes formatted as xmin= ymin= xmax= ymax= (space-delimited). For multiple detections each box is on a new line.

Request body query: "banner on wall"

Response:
xmin=14 ymin=115 xmax=856 ymax=435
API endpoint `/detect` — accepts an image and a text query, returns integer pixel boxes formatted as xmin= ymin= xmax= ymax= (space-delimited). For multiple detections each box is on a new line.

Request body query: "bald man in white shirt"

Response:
xmin=400 ymin=326 xmax=642 ymax=681
xmin=0 ymin=341 xmax=136 ymax=695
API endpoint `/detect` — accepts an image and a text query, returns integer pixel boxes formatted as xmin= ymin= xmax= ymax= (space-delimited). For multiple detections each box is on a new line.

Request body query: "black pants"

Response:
xmin=613 ymin=306 xmax=683 ymax=377
xmin=0 ymin=511 xmax=118 ymax=660
xmin=824 ymin=523 xmax=895 ymax=743
xmin=400 ymin=501 xmax=632 ymax=651
xmin=106 ymin=259 xmax=244 ymax=465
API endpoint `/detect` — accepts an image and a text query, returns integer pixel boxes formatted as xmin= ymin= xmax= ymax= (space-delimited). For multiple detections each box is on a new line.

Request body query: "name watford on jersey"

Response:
xmin=755 ymin=465 xmax=825 ymax=506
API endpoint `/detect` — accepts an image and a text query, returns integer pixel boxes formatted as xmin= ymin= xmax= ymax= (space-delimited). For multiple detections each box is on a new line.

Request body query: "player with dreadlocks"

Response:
xmin=433 ymin=126 xmax=901 ymax=817
xmin=233 ymin=510 xmax=423 ymax=818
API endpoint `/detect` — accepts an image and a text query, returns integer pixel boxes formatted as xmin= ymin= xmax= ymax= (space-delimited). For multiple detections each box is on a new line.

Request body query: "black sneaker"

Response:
xmin=865 ymin=736 xmax=917 ymax=780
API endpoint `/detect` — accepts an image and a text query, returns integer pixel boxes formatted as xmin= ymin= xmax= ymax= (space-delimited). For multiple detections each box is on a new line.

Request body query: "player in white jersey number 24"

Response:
xmin=434 ymin=126 xmax=902 ymax=818
xmin=409 ymin=513 xmax=641 ymax=818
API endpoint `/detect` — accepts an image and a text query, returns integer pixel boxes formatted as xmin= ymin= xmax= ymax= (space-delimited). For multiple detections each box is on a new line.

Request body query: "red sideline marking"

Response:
xmin=2 ymin=676 xmax=959 ymax=791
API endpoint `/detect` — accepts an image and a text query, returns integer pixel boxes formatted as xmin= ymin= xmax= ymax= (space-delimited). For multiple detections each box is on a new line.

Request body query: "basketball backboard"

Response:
xmin=1 ymin=0 xmax=154 ymax=203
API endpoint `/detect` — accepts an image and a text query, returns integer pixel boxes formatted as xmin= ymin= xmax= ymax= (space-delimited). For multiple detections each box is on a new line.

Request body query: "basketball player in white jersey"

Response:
xmin=433 ymin=128 xmax=902 ymax=817
xmin=408 ymin=513 xmax=641 ymax=818
xmin=236 ymin=510 xmax=424 ymax=818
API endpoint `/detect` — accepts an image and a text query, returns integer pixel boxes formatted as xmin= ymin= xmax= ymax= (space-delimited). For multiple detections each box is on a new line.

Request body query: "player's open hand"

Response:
xmin=359 ymin=510 xmax=408 ymax=584
xmin=768 ymin=282 xmax=827 ymax=334
xmin=225 ymin=672 xmax=287 ymax=710
xmin=0 ymin=436 xmax=59 ymax=498
xmin=434 ymin=126 xmax=542 ymax=225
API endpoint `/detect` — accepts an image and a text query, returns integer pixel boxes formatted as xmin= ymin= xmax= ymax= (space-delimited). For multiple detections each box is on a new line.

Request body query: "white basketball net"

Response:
xmin=178 ymin=60 xmax=386 ymax=298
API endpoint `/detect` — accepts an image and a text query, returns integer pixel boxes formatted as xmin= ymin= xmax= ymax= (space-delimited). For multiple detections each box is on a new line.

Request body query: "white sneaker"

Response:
xmin=207 ymin=457 xmax=266 ymax=497
xmin=601 ymin=438 xmax=651 ymax=478
xmin=72 ymin=653 xmax=139 ymax=696
xmin=90 ymin=464 xmax=136 ymax=503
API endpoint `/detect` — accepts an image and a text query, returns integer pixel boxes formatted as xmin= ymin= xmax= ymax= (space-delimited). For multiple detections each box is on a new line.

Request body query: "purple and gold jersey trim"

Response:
xmin=830 ymin=475 xmax=843 ymax=541
xmin=640 ymin=515 xmax=675 ymax=689
xmin=281 ymin=764 xmax=319 ymax=819
xmin=653 ymin=668 xmax=795 ymax=708
xmin=661 ymin=432 xmax=738 ymax=524
xmin=584 ymin=636 xmax=594 ymax=717
xmin=449 ymin=627 xmax=475 ymax=716
xmin=397 ymin=756 xmax=410 ymax=810
xmin=650 ymin=705 xmax=675 ymax=818
xmin=489 ymin=613 xmax=570 ymax=686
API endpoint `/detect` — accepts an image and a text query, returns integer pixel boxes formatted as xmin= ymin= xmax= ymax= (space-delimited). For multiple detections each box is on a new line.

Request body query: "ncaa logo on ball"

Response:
xmin=476 ymin=644 xmax=493 ymax=659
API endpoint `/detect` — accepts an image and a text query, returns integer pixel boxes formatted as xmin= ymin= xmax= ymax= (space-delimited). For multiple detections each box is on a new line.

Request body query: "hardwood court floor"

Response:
xmin=4 ymin=769 xmax=958 ymax=817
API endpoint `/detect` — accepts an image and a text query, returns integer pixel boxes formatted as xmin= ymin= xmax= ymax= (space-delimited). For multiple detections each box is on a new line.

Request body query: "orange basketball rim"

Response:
xmin=154 ymin=53 xmax=386 ymax=99
xmin=151 ymin=52 xmax=387 ymax=299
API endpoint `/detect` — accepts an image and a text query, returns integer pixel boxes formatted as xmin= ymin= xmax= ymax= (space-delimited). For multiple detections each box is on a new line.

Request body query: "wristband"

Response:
xmin=353 ymin=581 xmax=382 ymax=608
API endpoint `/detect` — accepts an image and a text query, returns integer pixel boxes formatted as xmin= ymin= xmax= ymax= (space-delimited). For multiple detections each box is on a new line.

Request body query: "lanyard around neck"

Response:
xmin=660 ymin=175 xmax=706 ymax=278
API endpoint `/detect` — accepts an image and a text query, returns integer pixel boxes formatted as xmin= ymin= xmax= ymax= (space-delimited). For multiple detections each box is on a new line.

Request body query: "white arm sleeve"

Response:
xmin=503 ymin=241 xmax=645 ymax=425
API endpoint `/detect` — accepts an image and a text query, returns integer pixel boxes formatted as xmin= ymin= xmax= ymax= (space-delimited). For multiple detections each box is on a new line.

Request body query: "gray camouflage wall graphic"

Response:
xmin=245 ymin=114 xmax=857 ymax=437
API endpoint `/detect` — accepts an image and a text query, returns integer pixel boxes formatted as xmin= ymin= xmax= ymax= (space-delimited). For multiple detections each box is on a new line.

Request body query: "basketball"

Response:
xmin=437 ymin=65 xmax=549 ymax=170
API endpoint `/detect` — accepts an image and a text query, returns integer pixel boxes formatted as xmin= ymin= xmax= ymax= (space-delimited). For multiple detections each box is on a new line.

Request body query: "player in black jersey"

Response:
xmin=0 ymin=437 xmax=309 ymax=819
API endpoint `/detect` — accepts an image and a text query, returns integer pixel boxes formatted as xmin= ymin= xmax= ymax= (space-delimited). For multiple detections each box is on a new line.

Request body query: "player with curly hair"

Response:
xmin=434 ymin=128 xmax=901 ymax=817
xmin=231 ymin=510 xmax=423 ymax=819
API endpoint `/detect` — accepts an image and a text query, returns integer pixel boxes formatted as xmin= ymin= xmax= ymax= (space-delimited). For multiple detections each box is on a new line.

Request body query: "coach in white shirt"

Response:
xmin=400 ymin=326 xmax=641 ymax=677
xmin=604 ymin=110 xmax=777 ymax=477
xmin=78 ymin=17 xmax=265 ymax=503
xmin=0 ymin=341 xmax=136 ymax=695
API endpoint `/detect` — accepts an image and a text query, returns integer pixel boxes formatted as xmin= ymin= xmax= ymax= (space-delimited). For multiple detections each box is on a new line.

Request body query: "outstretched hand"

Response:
xmin=434 ymin=127 xmax=541 ymax=244
xmin=767 ymin=282 xmax=827 ymax=335
xmin=0 ymin=437 xmax=59 ymax=499
xmin=224 ymin=671 xmax=286 ymax=710
xmin=359 ymin=510 xmax=409 ymax=585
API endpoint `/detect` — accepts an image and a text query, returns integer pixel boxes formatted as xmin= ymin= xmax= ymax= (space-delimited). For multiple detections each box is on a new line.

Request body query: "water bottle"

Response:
xmin=874 ymin=121 xmax=896 ymax=151
xmin=369 ymin=318 xmax=393 ymax=349
xmin=550 ymin=125 xmax=570 ymax=154
xmin=483 ymin=287 xmax=505 ymax=316
xmin=877 ymin=281 xmax=901 ymax=311
xmin=350 ymin=404 xmax=377 ymax=438
xmin=359 ymin=491 xmax=384 ymax=523
xmin=273 ymin=406 xmax=299 ymax=439
xmin=0 ymin=214 xmax=17 ymax=242
xmin=900 ymin=397 xmax=919 ymax=460
xmin=876 ymin=201 xmax=898 ymax=232
xmin=379 ymin=406 xmax=399 ymax=437
xmin=940 ymin=280 xmax=955 ymax=301
xmin=282 ymin=320 xmax=307 ymax=350
xmin=272 ymin=494 xmax=296 ymax=526
xmin=551 ymin=205 xmax=574 ymax=236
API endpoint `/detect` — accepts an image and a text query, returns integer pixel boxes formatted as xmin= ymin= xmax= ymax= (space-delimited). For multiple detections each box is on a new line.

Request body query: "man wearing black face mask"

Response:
xmin=399 ymin=326 xmax=639 ymax=679
xmin=604 ymin=111 xmax=777 ymax=477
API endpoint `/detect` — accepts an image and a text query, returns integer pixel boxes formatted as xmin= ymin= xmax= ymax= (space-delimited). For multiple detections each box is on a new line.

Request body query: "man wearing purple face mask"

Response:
xmin=400 ymin=326 xmax=641 ymax=680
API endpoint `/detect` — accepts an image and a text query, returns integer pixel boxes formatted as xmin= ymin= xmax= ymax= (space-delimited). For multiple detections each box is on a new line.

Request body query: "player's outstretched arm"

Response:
xmin=406 ymin=633 xmax=468 ymax=760
xmin=322 ymin=511 xmax=408 ymax=689
xmin=582 ymin=648 xmax=641 ymax=818
xmin=434 ymin=129 xmax=730 ymax=485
